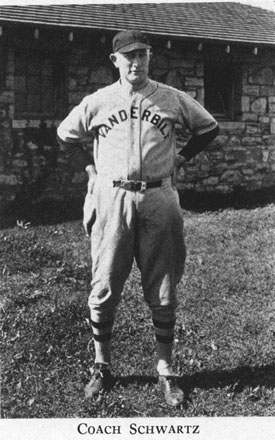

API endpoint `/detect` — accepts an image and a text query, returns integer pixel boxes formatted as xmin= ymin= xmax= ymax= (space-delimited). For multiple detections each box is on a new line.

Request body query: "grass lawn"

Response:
xmin=1 ymin=203 xmax=274 ymax=418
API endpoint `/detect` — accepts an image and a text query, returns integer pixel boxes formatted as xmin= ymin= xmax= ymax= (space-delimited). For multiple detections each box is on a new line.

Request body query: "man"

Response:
xmin=57 ymin=30 xmax=218 ymax=406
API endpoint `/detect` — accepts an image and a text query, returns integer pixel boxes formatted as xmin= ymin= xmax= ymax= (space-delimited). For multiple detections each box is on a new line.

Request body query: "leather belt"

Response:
xmin=112 ymin=179 xmax=162 ymax=191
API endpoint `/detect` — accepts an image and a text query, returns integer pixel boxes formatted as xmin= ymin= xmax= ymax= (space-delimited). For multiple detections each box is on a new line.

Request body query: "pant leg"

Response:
xmin=135 ymin=181 xmax=186 ymax=374
xmin=135 ymin=181 xmax=186 ymax=311
xmin=88 ymin=180 xmax=136 ymax=320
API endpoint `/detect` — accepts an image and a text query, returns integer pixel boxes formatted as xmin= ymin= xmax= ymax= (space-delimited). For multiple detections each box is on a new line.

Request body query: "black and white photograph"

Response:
xmin=0 ymin=1 xmax=275 ymax=439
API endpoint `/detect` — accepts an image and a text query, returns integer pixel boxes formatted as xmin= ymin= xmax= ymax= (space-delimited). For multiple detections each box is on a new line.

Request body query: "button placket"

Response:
xmin=128 ymin=95 xmax=141 ymax=180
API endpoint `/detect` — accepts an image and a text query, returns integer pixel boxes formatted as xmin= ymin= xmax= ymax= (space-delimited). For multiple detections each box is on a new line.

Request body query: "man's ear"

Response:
xmin=109 ymin=53 xmax=118 ymax=67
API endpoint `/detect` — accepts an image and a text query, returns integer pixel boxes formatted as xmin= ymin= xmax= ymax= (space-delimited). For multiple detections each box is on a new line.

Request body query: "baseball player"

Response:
xmin=57 ymin=30 xmax=218 ymax=406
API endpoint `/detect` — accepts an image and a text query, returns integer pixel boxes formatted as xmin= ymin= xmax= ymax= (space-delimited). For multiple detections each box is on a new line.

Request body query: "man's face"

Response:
xmin=110 ymin=49 xmax=151 ymax=87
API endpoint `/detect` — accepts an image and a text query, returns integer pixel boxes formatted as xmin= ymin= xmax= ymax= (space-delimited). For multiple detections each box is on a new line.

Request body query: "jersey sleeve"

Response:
xmin=57 ymin=96 xmax=94 ymax=143
xmin=176 ymin=91 xmax=218 ymax=135
xmin=57 ymin=96 xmax=97 ymax=171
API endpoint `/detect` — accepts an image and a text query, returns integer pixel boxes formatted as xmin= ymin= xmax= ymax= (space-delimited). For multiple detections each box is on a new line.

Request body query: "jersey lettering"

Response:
xmin=131 ymin=106 xmax=138 ymax=119
xmin=108 ymin=114 xmax=119 ymax=127
xmin=151 ymin=114 xmax=161 ymax=126
xmin=119 ymin=110 xmax=127 ymax=122
xmin=98 ymin=106 xmax=170 ymax=138
xmin=141 ymin=109 xmax=151 ymax=121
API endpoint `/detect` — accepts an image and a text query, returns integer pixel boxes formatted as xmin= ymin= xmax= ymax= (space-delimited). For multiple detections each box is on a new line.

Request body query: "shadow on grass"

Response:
xmin=115 ymin=375 xmax=158 ymax=387
xmin=180 ymin=364 xmax=275 ymax=399
xmin=179 ymin=186 xmax=275 ymax=213
xmin=0 ymin=194 xmax=84 ymax=229
xmin=114 ymin=363 xmax=275 ymax=395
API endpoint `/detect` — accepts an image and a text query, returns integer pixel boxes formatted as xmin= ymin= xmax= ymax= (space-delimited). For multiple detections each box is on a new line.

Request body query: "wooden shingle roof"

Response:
xmin=0 ymin=2 xmax=275 ymax=46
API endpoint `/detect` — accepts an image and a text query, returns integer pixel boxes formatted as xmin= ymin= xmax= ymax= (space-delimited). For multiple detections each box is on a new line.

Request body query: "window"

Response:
xmin=14 ymin=49 xmax=66 ymax=118
xmin=204 ymin=63 xmax=241 ymax=121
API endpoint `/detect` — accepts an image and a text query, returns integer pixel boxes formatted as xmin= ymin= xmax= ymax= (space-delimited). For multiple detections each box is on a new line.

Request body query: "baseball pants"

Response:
xmin=88 ymin=175 xmax=186 ymax=324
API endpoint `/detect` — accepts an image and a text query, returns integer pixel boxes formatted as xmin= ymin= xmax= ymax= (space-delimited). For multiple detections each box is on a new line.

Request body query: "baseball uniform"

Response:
xmin=58 ymin=79 xmax=217 ymax=323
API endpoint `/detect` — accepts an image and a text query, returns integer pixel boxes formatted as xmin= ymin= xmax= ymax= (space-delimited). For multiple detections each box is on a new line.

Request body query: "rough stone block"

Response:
xmin=262 ymin=151 xmax=269 ymax=162
xmin=0 ymin=174 xmax=18 ymax=186
xmin=186 ymin=90 xmax=196 ymax=99
xmin=251 ymin=97 xmax=267 ymax=114
xmin=242 ymin=113 xmax=258 ymax=122
xmin=221 ymin=170 xmax=242 ymax=185
xmin=224 ymin=154 xmax=235 ymax=161
xmin=246 ymin=123 xmax=259 ymax=134
xmin=243 ymin=169 xmax=254 ymax=176
xmin=268 ymin=97 xmax=275 ymax=113
xmin=178 ymin=182 xmax=195 ymax=191
xmin=203 ymin=176 xmax=219 ymax=186
xmin=185 ymin=77 xmax=203 ymax=87
xmin=233 ymin=149 xmax=248 ymax=162
xmin=242 ymin=97 xmax=250 ymax=112
xmin=213 ymin=135 xmax=229 ymax=147
xmin=209 ymin=151 xmax=225 ymax=161
xmin=242 ymin=85 xmax=260 ymax=96
xmin=216 ymin=185 xmax=231 ymax=194
xmin=200 ymin=164 xmax=210 ymax=173
xmin=212 ymin=162 xmax=229 ymax=173
xmin=227 ymin=136 xmax=241 ymax=147
xmin=12 ymin=159 xmax=28 ymax=168
xmin=251 ymin=172 xmax=265 ymax=181
xmin=259 ymin=116 xmax=270 ymax=124
xmin=219 ymin=122 xmax=245 ymax=132
xmin=246 ymin=148 xmax=263 ymax=162
xmin=260 ymin=86 xmax=275 ymax=97
xmin=0 ymin=92 xmax=13 ymax=104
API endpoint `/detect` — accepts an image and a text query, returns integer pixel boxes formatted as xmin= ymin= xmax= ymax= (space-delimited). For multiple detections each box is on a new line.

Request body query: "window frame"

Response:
xmin=203 ymin=47 xmax=242 ymax=122
xmin=14 ymin=47 xmax=67 ymax=120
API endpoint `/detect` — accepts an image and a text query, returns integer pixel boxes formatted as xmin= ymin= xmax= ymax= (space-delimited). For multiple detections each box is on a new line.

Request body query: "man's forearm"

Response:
xmin=178 ymin=125 xmax=219 ymax=161
xmin=56 ymin=135 xmax=94 ymax=171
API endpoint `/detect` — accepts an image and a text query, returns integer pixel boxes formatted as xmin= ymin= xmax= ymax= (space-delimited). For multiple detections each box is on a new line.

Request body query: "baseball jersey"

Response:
xmin=57 ymin=79 xmax=217 ymax=182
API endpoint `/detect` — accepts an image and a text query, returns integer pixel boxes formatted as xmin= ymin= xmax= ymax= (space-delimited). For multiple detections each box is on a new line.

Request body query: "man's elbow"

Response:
xmin=56 ymin=134 xmax=67 ymax=149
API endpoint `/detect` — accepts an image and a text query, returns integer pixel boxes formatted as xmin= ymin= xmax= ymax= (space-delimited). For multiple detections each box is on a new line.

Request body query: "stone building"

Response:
xmin=0 ymin=2 xmax=275 ymax=216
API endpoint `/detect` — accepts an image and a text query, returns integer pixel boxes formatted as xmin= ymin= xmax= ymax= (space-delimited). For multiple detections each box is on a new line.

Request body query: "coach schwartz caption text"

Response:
xmin=77 ymin=422 xmax=200 ymax=435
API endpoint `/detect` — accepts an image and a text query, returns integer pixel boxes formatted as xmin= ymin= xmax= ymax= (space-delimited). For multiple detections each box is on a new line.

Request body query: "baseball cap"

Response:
xmin=112 ymin=30 xmax=151 ymax=53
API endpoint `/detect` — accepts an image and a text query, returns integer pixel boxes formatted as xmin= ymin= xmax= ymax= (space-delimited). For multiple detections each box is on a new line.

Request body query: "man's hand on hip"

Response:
xmin=173 ymin=154 xmax=187 ymax=187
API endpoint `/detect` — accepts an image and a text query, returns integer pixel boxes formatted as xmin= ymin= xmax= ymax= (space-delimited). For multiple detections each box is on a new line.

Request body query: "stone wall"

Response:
xmin=0 ymin=36 xmax=275 ymax=217
xmin=149 ymin=44 xmax=275 ymax=193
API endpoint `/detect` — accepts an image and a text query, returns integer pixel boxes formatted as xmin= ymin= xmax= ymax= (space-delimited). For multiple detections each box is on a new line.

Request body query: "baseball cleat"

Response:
xmin=84 ymin=363 xmax=112 ymax=398
xmin=159 ymin=375 xmax=184 ymax=406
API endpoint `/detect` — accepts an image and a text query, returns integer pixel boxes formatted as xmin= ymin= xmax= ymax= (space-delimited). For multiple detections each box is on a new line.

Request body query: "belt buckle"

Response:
xmin=140 ymin=181 xmax=147 ymax=192
xmin=114 ymin=180 xmax=147 ymax=192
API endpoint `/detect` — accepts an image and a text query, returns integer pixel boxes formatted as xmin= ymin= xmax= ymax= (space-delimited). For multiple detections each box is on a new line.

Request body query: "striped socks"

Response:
xmin=91 ymin=317 xmax=114 ymax=366
xmin=153 ymin=315 xmax=176 ymax=376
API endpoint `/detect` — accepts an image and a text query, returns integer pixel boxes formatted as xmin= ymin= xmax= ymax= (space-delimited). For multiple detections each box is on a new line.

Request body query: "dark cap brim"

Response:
xmin=117 ymin=42 xmax=151 ymax=53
